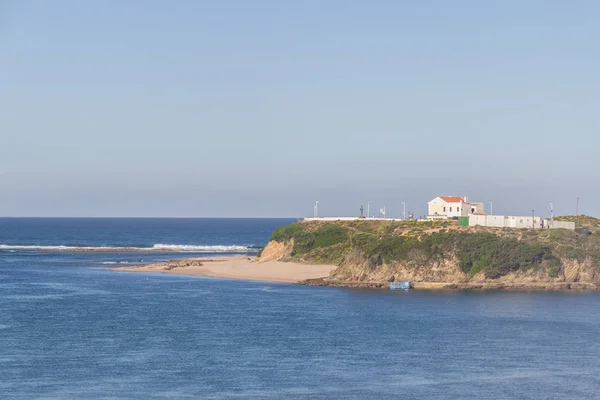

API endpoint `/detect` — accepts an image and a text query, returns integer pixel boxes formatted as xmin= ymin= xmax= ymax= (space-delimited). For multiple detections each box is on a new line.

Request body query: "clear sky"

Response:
xmin=1 ymin=0 xmax=598 ymax=217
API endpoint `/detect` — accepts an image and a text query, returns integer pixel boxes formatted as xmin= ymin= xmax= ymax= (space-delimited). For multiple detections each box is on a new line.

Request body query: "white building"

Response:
xmin=427 ymin=196 xmax=485 ymax=219
xmin=469 ymin=215 xmax=575 ymax=230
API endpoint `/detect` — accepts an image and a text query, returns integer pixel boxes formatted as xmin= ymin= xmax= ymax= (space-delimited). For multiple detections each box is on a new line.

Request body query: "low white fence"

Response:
xmin=303 ymin=217 xmax=405 ymax=222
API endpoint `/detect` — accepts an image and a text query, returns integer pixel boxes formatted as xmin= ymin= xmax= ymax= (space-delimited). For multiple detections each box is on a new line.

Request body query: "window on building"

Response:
xmin=471 ymin=208 xmax=475 ymax=213
xmin=443 ymin=207 xmax=446 ymax=212
xmin=449 ymin=207 xmax=452 ymax=212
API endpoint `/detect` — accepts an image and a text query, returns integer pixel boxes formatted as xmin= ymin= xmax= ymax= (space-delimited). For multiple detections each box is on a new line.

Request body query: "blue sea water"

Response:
xmin=1 ymin=218 xmax=600 ymax=399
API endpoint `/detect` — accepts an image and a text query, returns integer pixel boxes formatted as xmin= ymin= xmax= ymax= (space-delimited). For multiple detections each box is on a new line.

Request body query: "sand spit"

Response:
xmin=110 ymin=256 xmax=337 ymax=283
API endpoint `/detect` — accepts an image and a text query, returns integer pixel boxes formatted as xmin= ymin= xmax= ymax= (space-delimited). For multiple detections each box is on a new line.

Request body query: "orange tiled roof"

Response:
xmin=439 ymin=196 xmax=465 ymax=203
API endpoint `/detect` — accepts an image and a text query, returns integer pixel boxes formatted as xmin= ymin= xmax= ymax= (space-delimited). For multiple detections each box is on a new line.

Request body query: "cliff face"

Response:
xmin=330 ymin=250 xmax=468 ymax=283
xmin=260 ymin=219 xmax=600 ymax=290
xmin=257 ymin=239 xmax=294 ymax=263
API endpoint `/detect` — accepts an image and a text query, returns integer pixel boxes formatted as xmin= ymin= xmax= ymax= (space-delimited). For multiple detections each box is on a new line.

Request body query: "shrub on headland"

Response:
xmin=265 ymin=219 xmax=600 ymax=279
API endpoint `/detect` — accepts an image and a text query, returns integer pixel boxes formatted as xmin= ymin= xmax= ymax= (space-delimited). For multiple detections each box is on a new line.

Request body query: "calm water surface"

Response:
xmin=1 ymin=219 xmax=599 ymax=399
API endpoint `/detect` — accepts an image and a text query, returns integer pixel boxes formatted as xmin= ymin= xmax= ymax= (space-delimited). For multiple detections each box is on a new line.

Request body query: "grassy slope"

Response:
xmin=268 ymin=217 xmax=600 ymax=280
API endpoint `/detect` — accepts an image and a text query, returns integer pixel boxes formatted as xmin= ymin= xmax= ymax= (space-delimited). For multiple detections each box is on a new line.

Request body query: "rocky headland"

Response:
xmin=257 ymin=216 xmax=600 ymax=291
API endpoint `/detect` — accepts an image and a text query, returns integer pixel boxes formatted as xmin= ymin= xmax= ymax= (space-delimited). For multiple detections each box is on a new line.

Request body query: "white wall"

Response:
xmin=427 ymin=197 xmax=447 ymax=217
xmin=469 ymin=215 xmax=487 ymax=227
xmin=469 ymin=215 xmax=573 ymax=230
xmin=546 ymin=220 xmax=576 ymax=230
xmin=446 ymin=202 xmax=465 ymax=218
xmin=486 ymin=215 xmax=505 ymax=228
xmin=515 ymin=217 xmax=543 ymax=229
xmin=469 ymin=215 xmax=504 ymax=228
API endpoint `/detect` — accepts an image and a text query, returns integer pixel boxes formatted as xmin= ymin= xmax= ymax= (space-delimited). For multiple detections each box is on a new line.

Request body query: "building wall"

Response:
xmin=469 ymin=215 xmax=504 ymax=228
xmin=446 ymin=202 xmax=465 ymax=218
xmin=469 ymin=202 xmax=485 ymax=214
xmin=509 ymin=216 xmax=543 ymax=229
xmin=469 ymin=214 xmax=487 ymax=227
xmin=428 ymin=197 xmax=447 ymax=217
xmin=429 ymin=197 xmax=486 ymax=219
xmin=469 ymin=215 xmax=574 ymax=230
xmin=486 ymin=215 xmax=506 ymax=228
xmin=428 ymin=198 xmax=467 ymax=218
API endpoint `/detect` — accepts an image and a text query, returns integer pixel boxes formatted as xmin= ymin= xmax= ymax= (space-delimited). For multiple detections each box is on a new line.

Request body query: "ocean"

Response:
xmin=1 ymin=218 xmax=600 ymax=399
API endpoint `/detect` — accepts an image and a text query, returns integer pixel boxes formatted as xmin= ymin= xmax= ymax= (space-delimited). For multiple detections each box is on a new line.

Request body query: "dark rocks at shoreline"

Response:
xmin=298 ymin=278 xmax=599 ymax=292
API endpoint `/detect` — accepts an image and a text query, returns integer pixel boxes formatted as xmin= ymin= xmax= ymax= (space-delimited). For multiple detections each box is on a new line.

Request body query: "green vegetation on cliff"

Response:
xmin=267 ymin=218 xmax=600 ymax=280
xmin=554 ymin=215 xmax=600 ymax=228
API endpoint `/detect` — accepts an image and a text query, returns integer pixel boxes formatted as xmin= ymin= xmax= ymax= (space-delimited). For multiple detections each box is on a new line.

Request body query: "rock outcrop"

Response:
xmin=257 ymin=239 xmax=294 ymax=263
xmin=162 ymin=259 xmax=205 ymax=270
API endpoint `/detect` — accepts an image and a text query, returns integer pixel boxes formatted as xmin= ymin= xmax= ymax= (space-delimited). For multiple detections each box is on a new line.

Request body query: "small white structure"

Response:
xmin=427 ymin=196 xmax=485 ymax=219
xmin=469 ymin=215 xmax=575 ymax=230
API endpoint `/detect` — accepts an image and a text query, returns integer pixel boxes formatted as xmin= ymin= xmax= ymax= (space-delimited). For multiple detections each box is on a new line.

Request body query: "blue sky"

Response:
xmin=1 ymin=1 xmax=598 ymax=217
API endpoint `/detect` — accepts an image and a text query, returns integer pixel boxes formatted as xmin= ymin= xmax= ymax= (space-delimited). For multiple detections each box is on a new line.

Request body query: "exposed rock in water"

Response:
xmin=163 ymin=259 xmax=205 ymax=270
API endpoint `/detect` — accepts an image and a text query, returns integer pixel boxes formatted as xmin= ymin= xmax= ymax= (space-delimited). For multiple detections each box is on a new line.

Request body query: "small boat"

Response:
xmin=389 ymin=281 xmax=412 ymax=290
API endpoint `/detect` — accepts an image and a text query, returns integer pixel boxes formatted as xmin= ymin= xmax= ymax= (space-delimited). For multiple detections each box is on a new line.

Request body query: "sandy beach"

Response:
xmin=110 ymin=256 xmax=336 ymax=283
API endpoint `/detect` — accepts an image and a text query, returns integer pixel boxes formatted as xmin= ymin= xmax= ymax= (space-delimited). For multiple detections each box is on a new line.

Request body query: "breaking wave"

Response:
xmin=99 ymin=261 xmax=132 ymax=265
xmin=150 ymin=244 xmax=254 ymax=252
xmin=0 ymin=244 xmax=259 ymax=253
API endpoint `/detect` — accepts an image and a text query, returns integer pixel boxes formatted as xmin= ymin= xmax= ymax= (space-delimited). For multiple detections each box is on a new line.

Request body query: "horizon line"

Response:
xmin=0 ymin=216 xmax=302 ymax=219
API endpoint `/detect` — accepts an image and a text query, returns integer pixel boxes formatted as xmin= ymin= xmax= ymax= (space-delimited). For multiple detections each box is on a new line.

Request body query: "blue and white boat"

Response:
xmin=389 ymin=281 xmax=412 ymax=290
